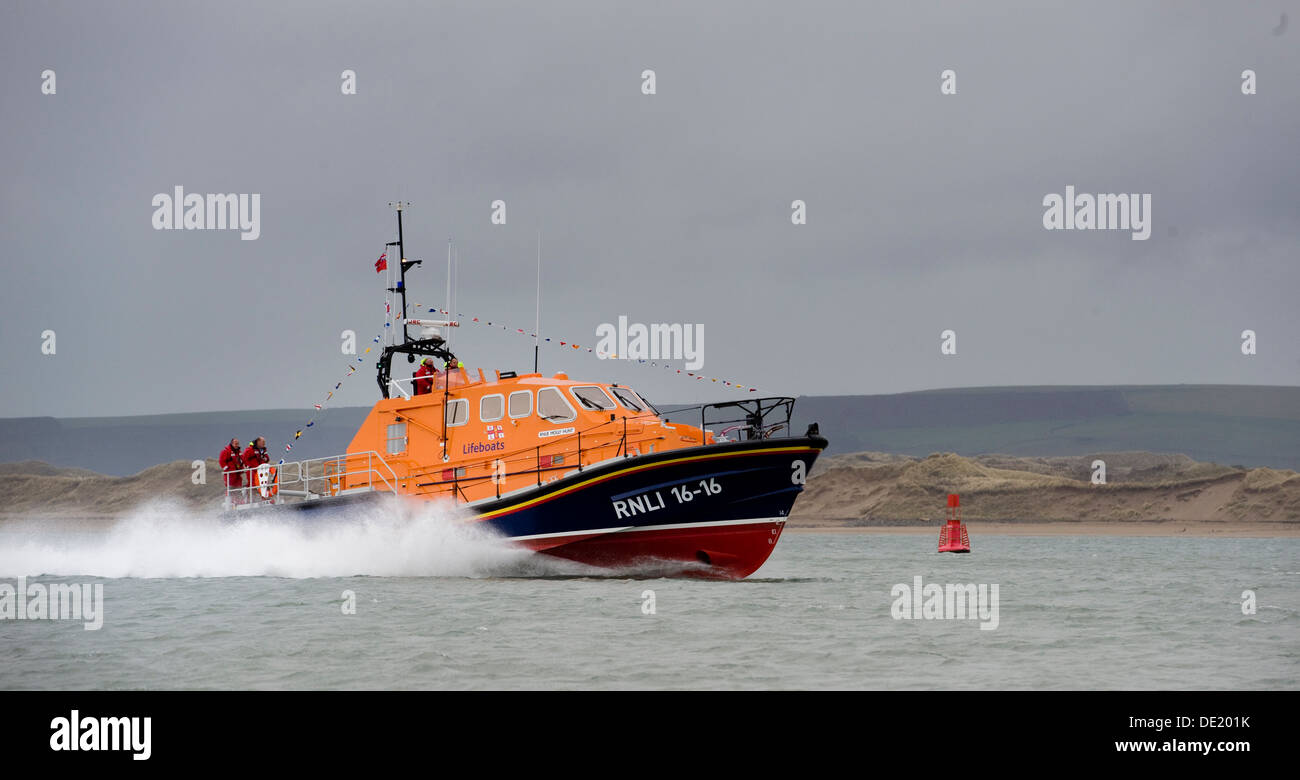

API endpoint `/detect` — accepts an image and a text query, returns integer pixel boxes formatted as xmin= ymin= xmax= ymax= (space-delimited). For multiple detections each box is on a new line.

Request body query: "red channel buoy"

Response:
xmin=937 ymin=493 xmax=971 ymax=553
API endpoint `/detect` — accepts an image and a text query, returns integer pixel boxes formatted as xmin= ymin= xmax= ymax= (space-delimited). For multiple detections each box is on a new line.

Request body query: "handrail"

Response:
xmin=406 ymin=411 xmax=658 ymax=483
xmin=223 ymin=450 xmax=398 ymax=509
xmin=387 ymin=397 xmax=795 ymax=503
xmin=224 ymin=397 xmax=799 ymax=509
xmin=661 ymin=397 xmax=796 ymax=444
xmin=387 ymin=370 xmax=475 ymax=397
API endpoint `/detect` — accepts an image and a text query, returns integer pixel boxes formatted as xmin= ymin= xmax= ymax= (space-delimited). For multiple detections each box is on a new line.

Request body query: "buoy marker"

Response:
xmin=937 ymin=493 xmax=971 ymax=553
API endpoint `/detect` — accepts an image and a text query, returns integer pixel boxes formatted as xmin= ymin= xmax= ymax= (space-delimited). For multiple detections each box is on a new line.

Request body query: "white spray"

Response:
xmin=0 ymin=496 xmax=567 ymax=579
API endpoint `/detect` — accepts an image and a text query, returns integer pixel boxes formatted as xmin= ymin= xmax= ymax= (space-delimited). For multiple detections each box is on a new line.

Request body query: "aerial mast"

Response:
xmin=388 ymin=201 xmax=420 ymax=345
xmin=375 ymin=202 xmax=457 ymax=398
xmin=534 ymin=230 xmax=541 ymax=374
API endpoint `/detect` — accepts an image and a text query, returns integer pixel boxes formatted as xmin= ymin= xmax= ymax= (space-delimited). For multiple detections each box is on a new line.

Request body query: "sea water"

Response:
xmin=0 ymin=499 xmax=1294 ymax=690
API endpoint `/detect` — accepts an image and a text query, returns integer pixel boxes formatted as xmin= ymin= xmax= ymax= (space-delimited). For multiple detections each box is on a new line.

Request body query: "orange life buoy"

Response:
xmin=254 ymin=464 xmax=278 ymax=499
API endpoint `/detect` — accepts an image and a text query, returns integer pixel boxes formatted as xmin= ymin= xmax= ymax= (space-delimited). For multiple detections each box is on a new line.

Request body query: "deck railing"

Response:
xmin=661 ymin=397 xmax=796 ymax=444
xmin=223 ymin=397 xmax=799 ymax=509
xmin=223 ymin=450 xmax=397 ymax=509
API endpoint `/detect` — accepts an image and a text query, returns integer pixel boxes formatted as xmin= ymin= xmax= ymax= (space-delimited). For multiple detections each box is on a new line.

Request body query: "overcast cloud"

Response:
xmin=1 ymin=1 xmax=1297 ymax=417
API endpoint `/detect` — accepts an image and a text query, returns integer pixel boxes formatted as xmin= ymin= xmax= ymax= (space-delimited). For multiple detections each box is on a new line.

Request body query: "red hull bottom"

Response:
xmin=516 ymin=520 xmax=788 ymax=580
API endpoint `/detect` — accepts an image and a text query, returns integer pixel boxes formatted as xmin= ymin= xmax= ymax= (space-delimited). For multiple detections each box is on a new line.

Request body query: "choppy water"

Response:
xmin=0 ymin=499 xmax=1295 ymax=690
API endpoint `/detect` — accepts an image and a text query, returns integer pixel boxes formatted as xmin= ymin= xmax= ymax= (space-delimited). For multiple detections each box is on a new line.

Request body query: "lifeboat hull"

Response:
xmin=473 ymin=436 xmax=827 ymax=579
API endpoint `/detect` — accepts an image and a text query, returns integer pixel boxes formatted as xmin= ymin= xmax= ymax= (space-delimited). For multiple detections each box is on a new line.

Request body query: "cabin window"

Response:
xmin=570 ymin=385 xmax=615 ymax=411
xmin=480 ymin=394 xmax=505 ymax=423
xmin=386 ymin=422 xmax=407 ymax=455
xmin=609 ymin=386 xmax=646 ymax=412
xmin=508 ymin=390 xmax=532 ymax=419
xmin=633 ymin=389 xmax=660 ymax=415
xmin=537 ymin=387 xmax=576 ymax=423
xmin=445 ymin=398 xmax=469 ymax=427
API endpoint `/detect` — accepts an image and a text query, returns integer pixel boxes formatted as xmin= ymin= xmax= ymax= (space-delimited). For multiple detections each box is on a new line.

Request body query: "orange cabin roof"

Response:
xmin=341 ymin=368 xmax=710 ymax=504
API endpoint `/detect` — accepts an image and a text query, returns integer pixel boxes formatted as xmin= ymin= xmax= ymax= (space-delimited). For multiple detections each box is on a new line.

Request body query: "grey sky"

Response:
xmin=2 ymin=1 xmax=1297 ymax=418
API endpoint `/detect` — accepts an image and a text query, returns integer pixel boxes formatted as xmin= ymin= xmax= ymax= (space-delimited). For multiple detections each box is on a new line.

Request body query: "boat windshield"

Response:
xmin=609 ymin=386 xmax=648 ymax=412
xmin=632 ymin=388 xmax=660 ymax=415
xmin=570 ymin=386 xmax=616 ymax=411
xmin=538 ymin=387 xmax=577 ymax=423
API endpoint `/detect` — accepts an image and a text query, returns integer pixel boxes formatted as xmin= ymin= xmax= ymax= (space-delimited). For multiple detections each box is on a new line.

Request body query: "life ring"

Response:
xmin=254 ymin=464 xmax=278 ymax=499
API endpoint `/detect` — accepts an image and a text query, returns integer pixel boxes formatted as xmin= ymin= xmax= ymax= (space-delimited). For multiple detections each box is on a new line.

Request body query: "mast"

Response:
xmin=376 ymin=203 xmax=454 ymax=398
xmin=388 ymin=201 xmax=416 ymax=344
xmin=534 ymin=231 xmax=541 ymax=374
xmin=446 ymin=238 xmax=452 ymax=351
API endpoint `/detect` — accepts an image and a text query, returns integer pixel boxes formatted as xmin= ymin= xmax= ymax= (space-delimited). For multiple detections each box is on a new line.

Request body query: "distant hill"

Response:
xmin=790 ymin=451 xmax=1300 ymax=527
xmin=0 ymin=459 xmax=222 ymax=517
xmin=791 ymin=385 xmax=1300 ymax=470
xmin=0 ymin=409 xmax=371 ymax=476
xmin=0 ymin=385 xmax=1296 ymax=476
xmin=4 ymin=453 xmax=1295 ymax=527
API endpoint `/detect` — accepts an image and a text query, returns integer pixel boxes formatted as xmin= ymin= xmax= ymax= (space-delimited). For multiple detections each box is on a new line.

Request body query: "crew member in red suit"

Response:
xmin=240 ymin=436 xmax=271 ymax=500
xmin=242 ymin=437 xmax=270 ymax=470
xmin=219 ymin=438 xmax=246 ymax=490
xmin=414 ymin=357 xmax=436 ymax=395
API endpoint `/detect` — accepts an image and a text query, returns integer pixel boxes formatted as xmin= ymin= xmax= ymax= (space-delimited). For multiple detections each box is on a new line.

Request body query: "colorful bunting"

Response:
xmin=413 ymin=306 xmax=759 ymax=393
xmin=278 ymin=330 xmax=385 ymax=460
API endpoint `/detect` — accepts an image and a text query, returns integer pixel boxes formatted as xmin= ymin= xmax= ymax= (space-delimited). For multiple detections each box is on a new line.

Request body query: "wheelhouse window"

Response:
xmin=385 ymin=422 xmax=407 ymax=455
xmin=570 ymin=385 xmax=615 ymax=411
xmin=508 ymin=390 xmax=532 ymax=419
xmin=480 ymin=394 xmax=505 ymax=423
xmin=633 ymin=389 xmax=660 ymax=415
xmin=537 ymin=387 xmax=576 ymax=423
xmin=445 ymin=398 xmax=469 ymax=427
xmin=609 ymin=386 xmax=647 ymax=412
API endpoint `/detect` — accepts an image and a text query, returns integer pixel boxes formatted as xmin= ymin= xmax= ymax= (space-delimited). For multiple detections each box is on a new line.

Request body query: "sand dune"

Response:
xmin=0 ymin=459 xmax=223 ymax=517
xmin=794 ymin=451 xmax=1300 ymax=528
xmin=1 ymin=452 xmax=1296 ymax=534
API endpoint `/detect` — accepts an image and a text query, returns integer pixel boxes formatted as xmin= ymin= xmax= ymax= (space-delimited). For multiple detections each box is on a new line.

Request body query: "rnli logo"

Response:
xmin=464 ymin=425 xmax=506 ymax=455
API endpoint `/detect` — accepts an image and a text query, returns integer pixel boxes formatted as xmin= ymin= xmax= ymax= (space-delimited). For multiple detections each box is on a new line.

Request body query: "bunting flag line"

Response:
xmin=278 ymin=289 xmax=761 ymax=465
xmin=408 ymin=305 xmax=760 ymax=392
xmin=277 ymin=332 xmax=384 ymax=464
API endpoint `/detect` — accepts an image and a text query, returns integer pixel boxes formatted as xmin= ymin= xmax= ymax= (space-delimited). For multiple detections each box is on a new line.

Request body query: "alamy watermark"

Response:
xmin=595 ymin=315 xmax=704 ymax=370
xmin=50 ymin=710 xmax=150 ymax=760
xmin=0 ymin=576 xmax=104 ymax=630
xmin=1042 ymin=185 xmax=1151 ymax=240
xmin=891 ymin=575 xmax=999 ymax=630
xmin=152 ymin=186 xmax=261 ymax=240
